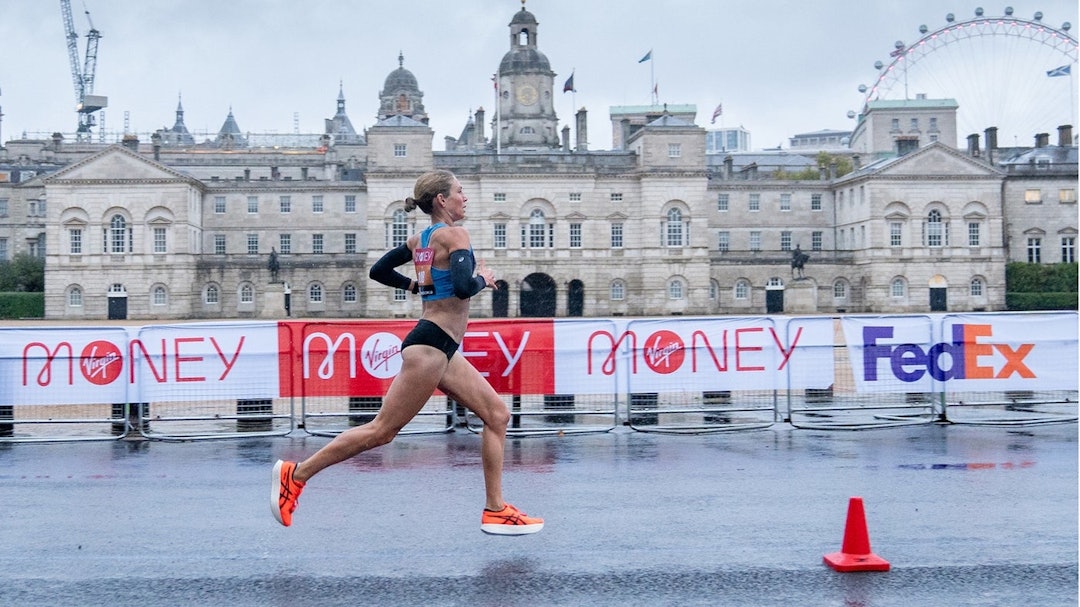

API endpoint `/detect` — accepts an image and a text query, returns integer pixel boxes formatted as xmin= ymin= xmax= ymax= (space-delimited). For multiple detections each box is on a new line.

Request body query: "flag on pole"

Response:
xmin=563 ymin=72 xmax=575 ymax=93
xmin=1047 ymin=65 xmax=1071 ymax=77
xmin=711 ymin=104 xmax=723 ymax=124
xmin=653 ymin=83 xmax=658 ymax=96
xmin=638 ymin=50 xmax=652 ymax=63
xmin=492 ymin=73 xmax=498 ymax=90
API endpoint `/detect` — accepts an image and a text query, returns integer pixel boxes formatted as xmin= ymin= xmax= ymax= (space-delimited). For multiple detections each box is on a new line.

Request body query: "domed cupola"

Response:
xmin=494 ymin=1 xmax=560 ymax=149
xmin=378 ymin=52 xmax=428 ymax=124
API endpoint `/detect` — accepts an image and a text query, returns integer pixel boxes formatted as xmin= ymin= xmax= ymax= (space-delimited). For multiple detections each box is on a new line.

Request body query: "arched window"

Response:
xmin=665 ymin=208 xmax=685 ymax=247
xmin=309 ymin=283 xmax=323 ymax=303
xmin=205 ymin=284 xmax=220 ymax=304
xmin=668 ymin=279 xmax=684 ymax=300
xmin=610 ymin=280 xmax=625 ymax=301
xmin=107 ymin=214 xmax=131 ymax=253
xmin=734 ymin=280 xmax=750 ymax=300
xmin=890 ymin=278 xmax=906 ymax=298
xmin=152 ymin=285 xmax=168 ymax=306
xmin=343 ymin=283 xmax=357 ymax=303
xmin=833 ymin=280 xmax=848 ymax=300
xmin=925 ymin=210 xmax=946 ymax=247
xmin=391 ymin=209 xmax=409 ymax=247
xmin=524 ymin=208 xmax=551 ymax=248
xmin=239 ymin=284 xmax=254 ymax=304
xmin=970 ymin=277 xmax=985 ymax=297
xmin=68 ymin=286 xmax=83 ymax=307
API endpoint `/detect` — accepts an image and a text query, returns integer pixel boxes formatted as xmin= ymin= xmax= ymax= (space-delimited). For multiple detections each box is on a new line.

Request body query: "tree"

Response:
xmin=0 ymin=254 xmax=45 ymax=292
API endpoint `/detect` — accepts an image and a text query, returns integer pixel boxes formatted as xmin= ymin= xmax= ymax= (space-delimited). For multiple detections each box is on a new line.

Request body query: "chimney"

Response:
xmin=620 ymin=118 xmax=631 ymax=150
xmin=1035 ymin=133 xmax=1050 ymax=148
xmin=475 ymin=107 xmax=485 ymax=144
xmin=122 ymin=134 xmax=139 ymax=151
xmin=575 ymin=108 xmax=588 ymax=152
xmin=51 ymin=132 xmax=63 ymax=152
xmin=967 ymin=133 xmax=980 ymax=156
xmin=828 ymin=162 xmax=837 ymax=180
xmin=984 ymin=127 xmax=998 ymax=164
xmin=852 ymin=155 xmax=861 ymax=170
xmin=1058 ymin=124 xmax=1073 ymax=147
xmin=724 ymin=155 xmax=733 ymax=179
xmin=819 ymin=166 xmax=827 ymax=181
xmin=151 ymin=131 xmax=162 ymax=161
xmin=561 ymin=125 xmax=570 ymax=151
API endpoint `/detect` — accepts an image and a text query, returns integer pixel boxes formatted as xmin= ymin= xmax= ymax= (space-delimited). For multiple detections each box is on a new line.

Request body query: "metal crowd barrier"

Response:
xmin=463 ymin=393 xmax=619 ymax=436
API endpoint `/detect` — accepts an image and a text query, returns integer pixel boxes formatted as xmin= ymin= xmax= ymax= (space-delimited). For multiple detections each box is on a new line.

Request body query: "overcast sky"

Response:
xmin=1 ymin=0 xmax=1076 ymax=152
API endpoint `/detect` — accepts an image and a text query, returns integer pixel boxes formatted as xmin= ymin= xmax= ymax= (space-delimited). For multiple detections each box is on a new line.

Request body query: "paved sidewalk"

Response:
xmin=1 ymin=423 xmax=1076 ymax=606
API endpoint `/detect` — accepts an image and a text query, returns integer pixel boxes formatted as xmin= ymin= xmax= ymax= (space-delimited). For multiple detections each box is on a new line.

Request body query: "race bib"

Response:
xmin=413 ymin=247 xmax=435 ymax=296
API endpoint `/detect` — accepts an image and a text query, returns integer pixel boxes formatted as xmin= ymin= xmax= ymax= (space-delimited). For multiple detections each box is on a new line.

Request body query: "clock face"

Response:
xmin=516 ymin=84 xmax=538 ymax=106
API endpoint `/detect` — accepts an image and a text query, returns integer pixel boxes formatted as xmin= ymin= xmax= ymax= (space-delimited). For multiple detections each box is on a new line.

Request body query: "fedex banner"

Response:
xmin=841 ymin=313 xmax=1079 ymax=392
xmin=1 ymin=313 xmax=1074 ymax=406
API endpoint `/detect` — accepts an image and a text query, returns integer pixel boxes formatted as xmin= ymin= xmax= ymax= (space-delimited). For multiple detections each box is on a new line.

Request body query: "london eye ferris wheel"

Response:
xmin=853 ymin=6 xmax=1078 ymax=148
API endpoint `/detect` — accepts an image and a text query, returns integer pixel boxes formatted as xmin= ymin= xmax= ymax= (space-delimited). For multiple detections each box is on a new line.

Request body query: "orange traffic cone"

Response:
xmin=823 ymin=496 xmax=890 ymax=572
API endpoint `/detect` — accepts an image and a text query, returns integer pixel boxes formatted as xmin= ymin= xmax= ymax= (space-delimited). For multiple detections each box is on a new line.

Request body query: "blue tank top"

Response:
xmin=414 ymin=223 xmax=464 ymax=302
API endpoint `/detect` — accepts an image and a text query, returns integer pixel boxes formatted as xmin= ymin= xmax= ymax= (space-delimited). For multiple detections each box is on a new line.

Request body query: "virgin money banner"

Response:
xmin=277 ymin=319 xmax=557 ymax=397
xmin=555 ymin=316 xmax=835 ymax=393
xmin=841 ymin=312 xmax=1079 ymax=392
xmin=0 ymin=322 xmax=279 ymax=405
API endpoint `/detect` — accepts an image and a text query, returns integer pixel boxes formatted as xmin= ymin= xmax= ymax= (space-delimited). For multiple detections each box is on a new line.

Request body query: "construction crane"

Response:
xmin=61 ymin=0 xmax=106 ymax=141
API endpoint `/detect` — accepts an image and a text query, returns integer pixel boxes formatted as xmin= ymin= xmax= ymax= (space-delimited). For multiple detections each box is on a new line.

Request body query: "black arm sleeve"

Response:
xmin=450 ymin=249 xmax=486 ymax=299
xmin=369 ymin=244 xmax=415 ymax=292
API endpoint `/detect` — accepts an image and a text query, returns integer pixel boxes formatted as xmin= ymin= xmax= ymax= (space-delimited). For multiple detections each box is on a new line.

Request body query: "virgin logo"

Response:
xmin=643 ymin=330 xmax=685 ymax=374
xmin=80 ymin=340 xmax=123 ymax=385
xmin=361 ymin=332 xmax=403 ymax=379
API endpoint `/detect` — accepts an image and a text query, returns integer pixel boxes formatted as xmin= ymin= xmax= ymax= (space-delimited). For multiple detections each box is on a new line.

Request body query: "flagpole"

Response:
xmin=650 ymin=53 xmax=656 ymax=105
xmin=495 ymin=70 xmax=501 ymax=156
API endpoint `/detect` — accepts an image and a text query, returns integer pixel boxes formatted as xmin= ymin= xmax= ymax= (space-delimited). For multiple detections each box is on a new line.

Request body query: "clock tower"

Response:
xmin=496 ymin=2 xmax=560 ymax=149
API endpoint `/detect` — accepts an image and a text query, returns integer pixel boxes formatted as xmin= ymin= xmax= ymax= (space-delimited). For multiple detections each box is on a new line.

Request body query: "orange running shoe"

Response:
xmin=271 ymin=460 xmax=305 ymax=527
xmin=480 ymin=503 xmax=544 ymax=535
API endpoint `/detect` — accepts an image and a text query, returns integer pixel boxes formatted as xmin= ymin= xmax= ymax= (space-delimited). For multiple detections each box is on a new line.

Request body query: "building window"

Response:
xmin=665 ymin=208 xmax=685 ymax=247
xmin=569 ymin=223 xmax=582 ymax=248
xmin=611 ymin=223 xmax=624 ymax=248
xmin=343 ymin=283 xmax=357 ymax=303
xmin=522 ymin=209 xmax=551 ymax=248
xmin=394 ymin=144 xmax=407 ymax=157
xmin=390 ymin=209 xmax=409 ymax=247
xmin=244 ymin=234 xmax=257 ymax=255
xmin=345 ymin=195 xmax=356 ymax=213
xmin=344 ymin=233 xmax=357 ymax=254
xmin=718 ymin=231 xmax=729 ymax=252
xmin=780 ymin=231 xmax=792 ymax=251
xmin=569 ymin=192 xmax=582 ymax=202
xmin=969 ymin=277 xmax=984 ymax=297
xmin=205 ymin=284 xmax=220 ymax=304
xmin=967 ymin=222 xmax=980 ymax=247
xmin=494 ymin=193 xmax=506 ymax=202
xmin=214 ymin=196 xmax=226 ymax=214
xmin=69 ymin=228 xmax=83 ymax=255
xmin=108 ymin=215 xmax=131 ymax=254
xmin=811 ymin=193 xmax=822 ymax=211
xmin=749 ymin=193 xmax=760 ymax=212
xmin=749 ymin=231 xmax=761 ymax=251
xmin=812 ymin=231 xmax=823 ymax=251
xmin=668 ymin=279 xmax=684 ymax=300
xmin=1024 ymin=189 xmax=1042 ymax=204
xmin=0 ymin=238 xmax=7 ymax=261
xmin=1062 ymin=237 xmax=1075 ymax=263
xmin=890 ymin=278 xmax=906 ymax=298
xmin=780 ymin=193 xmax=791 ymax=211
xmin=0 ymin=198 xmax=7 ymax=216
xmin=279 ymin=233 xmax=291 ymax=255
xmin=890 ymin=118 xmax=900 ymax=131
xmin=734 ymin=280 xmax=749 ymax=300
xmin=1060 ymin=189 xmax=1077 ymax=204
xmin=909 ymin=117 xmax=919 ymax=131
xmin=312 ymin=234 xmax=324 ymax=254
xmin=239 ymin=284 xmax=253 ymax=304
xmin=214 ymin=234 xmax=226 ymax=255
xmin=890 ymin=222 xmax=902 ymax=247
xmin=247 ymin=196 xmax=258 ymax=214
xmin=929 ymin=117 xmax=938 ymax=130
xmin=68 ymin=286 xmax=83 ymax=307
xmin=393 ymin=287 xmax=407 ymax=302
xmin=309 ymin=284 xmax=323 ymax=303
xmin=1027 ymin=237 xmax=1042 ymax=263
xmin=925 ymin=210 xmax=945 ymax=247
xmin=717 ymin=193 xmax=729 ymax=212
xmin=609 ymin=193 xmax=624 ymax=203
xmin=153 ymin=227 xmax=167 ymax=254
xmin=493 ymin=223 xmax=507 ymax=249
xmin=668 ymin=143 xmax=681 ymax=158
xmin=280 ymin=196 xmax=291 ymax=213
xmin=610 ymin=280 xmax=625 ymax=301
xmin=312 ymin=195 xmax=324 ymax=213
xmin=833 ymin=280 xmax=847 ymax=299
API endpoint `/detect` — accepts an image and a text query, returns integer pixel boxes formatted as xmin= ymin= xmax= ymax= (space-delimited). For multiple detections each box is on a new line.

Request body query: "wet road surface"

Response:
xmin=1 ymin=423 xmax=1076 ymax=606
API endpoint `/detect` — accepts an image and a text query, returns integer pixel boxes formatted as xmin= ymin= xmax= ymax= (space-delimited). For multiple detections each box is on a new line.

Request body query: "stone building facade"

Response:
xmin=0 ymin=3 xmax=1074 ymax=321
